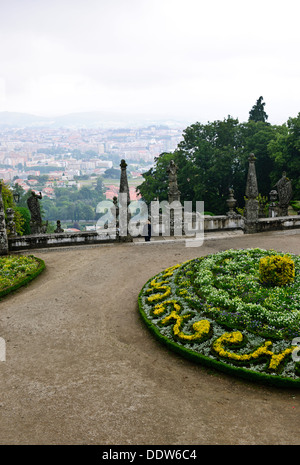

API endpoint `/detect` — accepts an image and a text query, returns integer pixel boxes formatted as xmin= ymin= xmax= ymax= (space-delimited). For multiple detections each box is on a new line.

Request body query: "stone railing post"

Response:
xmin=0 ymin=183 xmax=8 ymax=255
xmin=275 ymin=171 xmax=292 ymax=216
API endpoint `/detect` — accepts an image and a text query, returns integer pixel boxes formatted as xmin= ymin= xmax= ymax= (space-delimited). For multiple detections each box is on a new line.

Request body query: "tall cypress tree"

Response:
xmin=249 ymin=96 xmax=268 ymax=122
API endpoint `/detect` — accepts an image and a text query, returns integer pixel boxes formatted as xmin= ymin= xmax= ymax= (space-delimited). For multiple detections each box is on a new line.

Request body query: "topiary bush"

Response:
xmin=259 ymin=255 xmax=295 ymax=287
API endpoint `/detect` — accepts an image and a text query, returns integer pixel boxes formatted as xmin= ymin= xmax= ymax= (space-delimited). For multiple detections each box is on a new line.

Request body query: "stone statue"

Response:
xmin=6 ymin=208 xmax=16 ymax=236
xmin=167 ymin=159 xmax=180 ymax=203
xmin=27 ymin=191 xmax=43 ymax=234
xmin=275 ymin=172 xmax=292 ymax=216
xmin=166 ymin=159 xmax=182 ymax=235
xmin=54 ymin=220 xmax=64 ymax=233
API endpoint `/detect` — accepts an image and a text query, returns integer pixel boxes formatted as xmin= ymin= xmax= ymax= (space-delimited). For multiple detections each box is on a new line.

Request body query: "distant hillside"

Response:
xmin=0 ymin=111 xmax=187 ymax=129
xmin=0 ymin=111 xmax=49 ymax=127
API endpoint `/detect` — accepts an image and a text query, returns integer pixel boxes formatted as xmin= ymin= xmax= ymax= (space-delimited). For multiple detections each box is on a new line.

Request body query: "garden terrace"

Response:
xmin=0 ymin=230 xmax=299 ymax=445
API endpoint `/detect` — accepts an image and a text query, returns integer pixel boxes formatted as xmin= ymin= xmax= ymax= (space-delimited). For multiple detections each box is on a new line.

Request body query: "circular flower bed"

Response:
xmin=0 ymin=255 xmax=45 ymax=299
xmin=138 ymin=248 xmax=300 ymax=387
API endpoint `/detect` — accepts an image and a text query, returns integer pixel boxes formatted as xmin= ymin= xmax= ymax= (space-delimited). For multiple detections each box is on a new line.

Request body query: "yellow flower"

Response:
xmin=268 ymin=347 xmax=295 ymax=371
xmin=213 ymin=332 xmax=273 ymax=362
xmin=259 ymin=254 xmax=295 ymax=287
xmin=153 ymin=300 xmax=181 ymax=315
xmin=161 ymin=311 xmax=211 ymax=342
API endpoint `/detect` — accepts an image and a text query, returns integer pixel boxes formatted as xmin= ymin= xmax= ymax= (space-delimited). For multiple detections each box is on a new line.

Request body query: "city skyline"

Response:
xmin=0 ymin=0 xmax=299 ymax=125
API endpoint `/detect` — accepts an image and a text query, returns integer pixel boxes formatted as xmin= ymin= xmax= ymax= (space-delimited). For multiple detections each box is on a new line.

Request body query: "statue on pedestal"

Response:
xmin=275 ymin=172 xmax=292 ymax=216
xmin=54 ymin=220 xmax=64 ymax=233
xmin=6 ymin=208 xmax=16 ymax=236
xmin=167 ymin=160 xmax=180 ymax=203
xmin=27 ymin=191 xmax=43 ymax=234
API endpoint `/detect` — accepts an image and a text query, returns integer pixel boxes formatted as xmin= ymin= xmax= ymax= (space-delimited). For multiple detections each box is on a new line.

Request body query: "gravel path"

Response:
xmin=0 ymin=231 xmax=299 ymax=445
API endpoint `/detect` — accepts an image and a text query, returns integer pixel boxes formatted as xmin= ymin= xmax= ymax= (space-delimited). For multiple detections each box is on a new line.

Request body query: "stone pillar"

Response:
xmin=118 ymin=159 xmax=132 ymax=242
xmin=6 ymin=208 xmax=16 ymax=236
xmin=244 ymin=153 xmax=259 ymax=234
xmin=166 ymin=160 xmax=183 ymax=236
xmin=0 ymin=184 xmax=8 ymax=255
xmin=119 ymin=159 xmax=131 ymax=206
xmin=167 ymin=160 xmax=181 ymax=204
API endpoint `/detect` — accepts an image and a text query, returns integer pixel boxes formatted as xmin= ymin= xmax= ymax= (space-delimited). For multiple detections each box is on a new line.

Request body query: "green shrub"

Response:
xmin=15 ymin=207 xmax=31 ymax=235
xmin=259 ymin=255 xmax=295 ymax=287
xmin=1 ymin=181 xmax=25 ymax=235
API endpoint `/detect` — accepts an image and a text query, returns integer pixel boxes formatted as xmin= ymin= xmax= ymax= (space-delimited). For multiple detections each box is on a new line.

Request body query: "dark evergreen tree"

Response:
xmin=249 ymin=96 xmax=268 ymax=122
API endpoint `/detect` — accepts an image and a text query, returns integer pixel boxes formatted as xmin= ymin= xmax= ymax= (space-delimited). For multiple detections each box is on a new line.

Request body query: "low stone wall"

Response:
xmin=6 ymin=214 xmax=300 ymax=251
xmin=8 ymin=215 xmax=245 ymax=251
xmin=203 ymin=215 xmax=244 ymax=231
xmin=8 ymin=231 xmax=116 ymax=251
xmin=257 ymin=215 xmax=300 ymax=232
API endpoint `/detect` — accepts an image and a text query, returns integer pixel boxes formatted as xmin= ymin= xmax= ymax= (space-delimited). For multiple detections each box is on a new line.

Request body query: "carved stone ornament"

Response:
xmin=54 ymin=220 xmax=64 ymax=233
xmin=275 ymin=172 xmax=292 ymax=216
xmin=167 ymin=160 xmax=181 ymax=203
xmin=27 ymin=191 xmax=43 ymax=234
xmin=226 ymin=188 xmax=237 ymax=216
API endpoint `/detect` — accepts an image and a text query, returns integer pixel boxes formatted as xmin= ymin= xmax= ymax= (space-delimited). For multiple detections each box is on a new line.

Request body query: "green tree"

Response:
xmin=137 ymin=118 xmax=249 ymax=214
xmin=175 ymin=117 xmax=246 ymax=213
xmin=240 ymin=120 xmax=279 ymax=196
xmin=78 ymin=186 xmax=93 ymax=201
xmin=12 ymin=183 xmax=26 ymax=204
xmin=268 ymin=113 xmax=300 ymax=197
xmin=249 ymin=96 xmax=268 ymax=123
xmin=137 ymin=115 xmax=291 ymax=214
xmin=95 ymin=176 xmax=106 ymax=196
xmin=15 ymin=207 xmax=31 ymax=235
xmin=0 ymin=180 xmax=25 ymax=235
xmin=41 ymin=182 xmax=106 ymax=222
xmin=103 ymin=167 xmax=120 ymax=179
xmin=137 ymin=152 xmax=175 ymax=204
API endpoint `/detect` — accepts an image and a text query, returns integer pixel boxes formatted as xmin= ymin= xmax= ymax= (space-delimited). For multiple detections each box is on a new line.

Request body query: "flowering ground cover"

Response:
xmin=138 ymin=248 xmax=300 ymax=387
xmin=0 ymin=255 xmax=45 ymax=298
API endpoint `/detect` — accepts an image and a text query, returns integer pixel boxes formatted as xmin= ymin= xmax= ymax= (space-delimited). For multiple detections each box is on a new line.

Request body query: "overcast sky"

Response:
xmin=0 ymin=0 xmax=299 ymax=125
